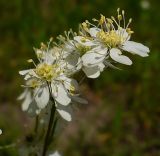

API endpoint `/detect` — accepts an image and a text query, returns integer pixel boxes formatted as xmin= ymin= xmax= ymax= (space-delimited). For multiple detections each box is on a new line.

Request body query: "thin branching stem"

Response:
xmin=48 ymin=117 xmax=58 ymax=145
xmin=42 ymin=82 xmax=56 ymax=156
xmin=34 ymin=115 xmax=39 ymax=134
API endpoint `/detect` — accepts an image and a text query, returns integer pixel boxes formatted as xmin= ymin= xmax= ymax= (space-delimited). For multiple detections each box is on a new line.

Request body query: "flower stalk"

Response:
xmin=42 ymin=83 xmax=56 ymax=156
xmin=34 ymin=115 xmax=39 ymax=134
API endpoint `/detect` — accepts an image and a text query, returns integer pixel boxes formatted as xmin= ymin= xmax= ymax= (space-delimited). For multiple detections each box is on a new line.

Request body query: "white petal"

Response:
xmin=122 ymin=41 xmax=150 ymax=57
xmin=17 ymin=89 xmax=28 ymax=100
xmin=27 ymin=101 xmax=40 ymax=117
xmin=72 ymin=96 xmax=88 ymax=104
xmin=22 ymin=91 xmax=32 ymax=111
xmin=110 ymin=48 xmax=132 ymax=65
xmin=65 ymin=52 xmax=82 ymax=71
xmin=19 ymin=70 xmax=37 ymax=80
xmin=104 ymin=61 xmax=121 ymax=70
xmin=19 ymin=69 xmax=31 ymax=75
xmin=98 ymin=63 xmax=105 ymax=72
xmin=64 ymin=40 xmax=75 ymax=53
xmin=57 ymin=109 xmax=72 ymax=122
xmin=36 ymin=48 xmax=56 ymax=64
xmin=24 ymin=75 xmax=31 ymax=80
xmin=116 ymin=28 xmax=130 ymax=41
xmin=66 ymin=53 xmax=79 ymax=66
xmin=56 ymin=102 xmax=72 ymax=121
xmin=89 ymin=27 xmax=100 ymax=37
xmin=74 ymin=36 xmax=95 ymax=46
xmin=44 ymin=52 xmax=55 ymax=64
xmin=83 ymin=66 xmax=101 ymax=78
xmin=53 ymin=84 xmax=71 ymax=106
xmin=62 ymin=77 xmax=79 ymax=92
xmin=82 ymin=47 xmax=107 ymax=66
xmin=35 ymin=87 xmax=49 ymax=109
xmin=75 ymin=58 xmax=83 ymax=71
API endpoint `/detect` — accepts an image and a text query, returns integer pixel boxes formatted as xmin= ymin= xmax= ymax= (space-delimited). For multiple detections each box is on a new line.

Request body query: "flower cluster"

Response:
xmin=19 ymin=9 xmax=149 ymax=121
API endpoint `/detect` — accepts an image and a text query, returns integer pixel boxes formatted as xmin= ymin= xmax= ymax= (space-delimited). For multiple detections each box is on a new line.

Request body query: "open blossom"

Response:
xmin=19 ymin=41 xmax=85 ymax=121
xmin=73 ymin=36 xmax=106 ymax=78
xmin=76 ymin=8 xmax=149 ymax=76
xmin=18 ymin=79 xmax=39 ymax=115
xmin=58 ymin=31 xmax=106 ymax=78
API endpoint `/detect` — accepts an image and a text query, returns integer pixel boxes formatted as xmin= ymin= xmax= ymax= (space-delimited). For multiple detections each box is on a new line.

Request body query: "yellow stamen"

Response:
xmin=76 ymin=44 xmax=91 ymax=54
xmin=69 ymin=84 xmax=77 ymax=95
xmin=82 ymin=22 xmax=89 ymax=32
xmin=118 ymin=15 xmax=122 ymax=21
xmin=49 ymin=37 xmax=53 ymax=42
xmin=99 ymin=14 xmax=106 ymax=25
xmin=40 ymin=42 xmax=47 ymax=50
xmin=35 ymin=63 xmax=60 ymax=81
xmin=107 ymin=18 xmax=113 ymax=24
xmin=27 ymin=59 xmax=33 ymax=63
xmin=97 ymin=30 xmax=125 ymax=47
xmin=80 ymin=37 xmax=88 ymax=43
xmin=126 ymin=28 xmax=134 ymax=35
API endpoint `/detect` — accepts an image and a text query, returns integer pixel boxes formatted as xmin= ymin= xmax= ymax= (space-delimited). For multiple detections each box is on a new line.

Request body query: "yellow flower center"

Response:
xmin=27 ymin=79 xmax=40 ymax=88
xmin=31 ymin=80 xmax=39 ymax=88
xmin=35 ymin=63 xmax=58 ymax=81
xmin=76 ymin=44 xmax=91 ymax=54
xmin=97 ymin=30 xmax=124 ymax=48
xmin=69 ymin=85 xmax=75 ymax=94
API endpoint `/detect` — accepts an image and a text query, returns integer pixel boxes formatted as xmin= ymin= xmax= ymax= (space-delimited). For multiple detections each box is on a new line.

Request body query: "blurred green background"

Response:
xmin=0 ymin=0 xmax=160 ymax=155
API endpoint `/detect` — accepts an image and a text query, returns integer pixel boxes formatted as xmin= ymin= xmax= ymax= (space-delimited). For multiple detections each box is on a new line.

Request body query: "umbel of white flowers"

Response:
xmin=18 ymin=8 xmax=149 ymax=122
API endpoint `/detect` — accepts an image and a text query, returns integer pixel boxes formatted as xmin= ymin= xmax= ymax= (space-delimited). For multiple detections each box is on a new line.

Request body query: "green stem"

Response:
xmin=42 ymin=83 xmax=56 ymax=156
xmin=48 ymin=117 xmax=58 ymax=145
xmin=34 ymin=115 xmax=39 ymax=134
xmin=42 ymin=102 xmax=56 ymax=156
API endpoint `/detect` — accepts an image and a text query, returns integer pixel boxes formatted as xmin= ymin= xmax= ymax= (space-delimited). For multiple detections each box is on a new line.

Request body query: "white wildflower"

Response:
xmin=19 ymin=42 xmax=84 ymax=121
xmin=58 ymin=30 xmax=105 ymax=78
xmin=73 ymin=36 xmax=106 ymax=78
xmin=79 ymin=9 xmax=149 ymax=69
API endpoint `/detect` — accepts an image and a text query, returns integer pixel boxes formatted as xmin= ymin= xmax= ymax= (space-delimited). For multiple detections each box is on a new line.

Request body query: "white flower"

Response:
xmin=19 ymin=43 xmax=84 ymax=121
xmin=18 ymin=88 xmax=33 ymax=111
xmin=57 ymin=33 xmax=83 ymax=74
xmin=83 ymin=63 xmax=105 ymax=78
xmin=80 ymin=9 xmax=150 ymax=67
xmin=56 ymin=103 xmax=72 ymax=122
xmin=57 ymin=30 xmax=107 ymax=78
xmin=71 ymin=36 xmax=106 ymax=78
xmin=61 ymin=33 xmax=105 ymax=78
xmin=18 ymin=79 xmax=41 ymax=116
xmin=49 ymin=151 xmax=61 ymax=156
